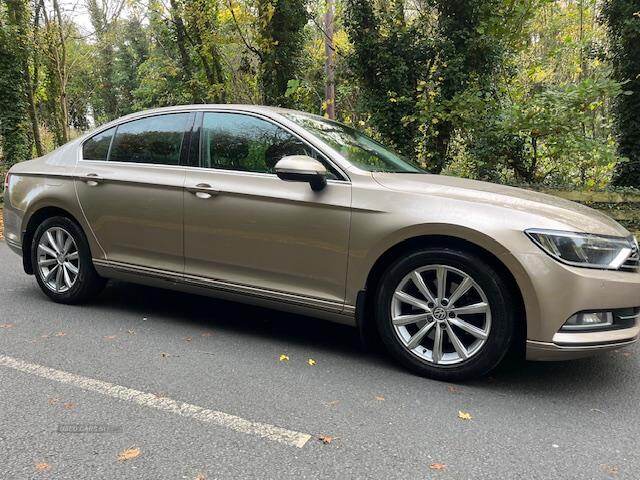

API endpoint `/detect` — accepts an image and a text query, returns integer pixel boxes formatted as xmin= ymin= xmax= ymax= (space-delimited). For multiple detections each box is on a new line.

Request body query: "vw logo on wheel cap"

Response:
xmin=433 ymin=307 xmax=447 ymax=321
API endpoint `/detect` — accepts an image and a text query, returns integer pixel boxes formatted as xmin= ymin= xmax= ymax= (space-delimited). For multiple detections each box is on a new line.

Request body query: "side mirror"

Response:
xmin=274 ymin=155 xmax=328 ymax=191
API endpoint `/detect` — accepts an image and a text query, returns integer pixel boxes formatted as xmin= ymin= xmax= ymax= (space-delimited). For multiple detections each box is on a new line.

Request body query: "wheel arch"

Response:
xmin=357 ymin=230 xmax=534 ymax=355
xmin=21 ymin=206 xmax=85 ymax=275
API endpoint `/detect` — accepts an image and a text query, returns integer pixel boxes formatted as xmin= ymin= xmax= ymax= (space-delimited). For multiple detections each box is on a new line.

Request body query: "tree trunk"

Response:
xmin=324 ymin=0 xmax=335 ymax=119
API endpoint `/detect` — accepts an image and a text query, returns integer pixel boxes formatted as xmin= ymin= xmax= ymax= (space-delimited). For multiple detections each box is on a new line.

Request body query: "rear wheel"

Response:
xmin=375 ymin=248 xmax=515 ymax=381
xmin=31 ymin=216 xmax=106 ymax=304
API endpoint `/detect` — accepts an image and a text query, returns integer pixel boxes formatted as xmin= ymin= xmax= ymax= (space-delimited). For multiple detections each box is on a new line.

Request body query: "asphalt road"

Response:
xmin=0 ymin=243 xmax=638 ymax=479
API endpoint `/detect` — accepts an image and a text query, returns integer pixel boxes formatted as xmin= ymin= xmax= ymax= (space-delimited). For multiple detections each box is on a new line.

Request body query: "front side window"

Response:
xmin=109 ymin=113 xmax=190 ymax=165
xmin=282 ymin=112 xmax=424 ymax=173
xmin=82 ymin=127 xmax=115 ymax=161
xmin=200 ymin=112 xmax=334 ymax=176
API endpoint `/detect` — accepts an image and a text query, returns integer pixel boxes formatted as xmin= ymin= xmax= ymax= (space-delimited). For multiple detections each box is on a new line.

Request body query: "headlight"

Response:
xmin=525 ymin=229 xmax=636 ymax=270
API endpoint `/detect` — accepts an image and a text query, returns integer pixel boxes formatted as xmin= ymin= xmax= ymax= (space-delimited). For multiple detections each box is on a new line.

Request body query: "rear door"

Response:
xmin=75 ymin=112 xmax=193 ymax=273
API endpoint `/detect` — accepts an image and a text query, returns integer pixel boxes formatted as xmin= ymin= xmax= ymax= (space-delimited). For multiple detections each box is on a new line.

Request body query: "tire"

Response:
xmin=375 ymin=247 xmax=515 ymax=381
xmin=31 ymin=216 xmax=106 ymax=304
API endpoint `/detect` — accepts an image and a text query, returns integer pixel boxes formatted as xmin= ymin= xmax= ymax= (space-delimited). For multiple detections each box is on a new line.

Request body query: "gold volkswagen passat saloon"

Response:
xmin=3 ymin=105 xmax=640 ymax=380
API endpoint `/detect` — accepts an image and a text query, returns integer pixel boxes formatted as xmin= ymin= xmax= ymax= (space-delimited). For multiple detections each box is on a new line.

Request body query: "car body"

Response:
xmin=3 ymin=104 xmax=640 ymax=379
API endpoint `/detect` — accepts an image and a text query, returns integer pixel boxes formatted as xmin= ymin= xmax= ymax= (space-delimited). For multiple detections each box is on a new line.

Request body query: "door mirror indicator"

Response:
xmin=274 ymin=155 xmax=328 ymax=191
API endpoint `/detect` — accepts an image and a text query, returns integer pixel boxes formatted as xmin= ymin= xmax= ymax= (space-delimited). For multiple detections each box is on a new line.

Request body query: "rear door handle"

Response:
xmin=187 ymin=183 xmax=219 ymax=199
xmin=80 ymin=173 xmax=103 ymax=186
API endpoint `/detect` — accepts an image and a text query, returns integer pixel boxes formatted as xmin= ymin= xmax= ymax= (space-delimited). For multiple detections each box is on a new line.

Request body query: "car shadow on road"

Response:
xmin=93 ymin=280 xmax=637 ymax=398
xmin=94 ymin=280 xmax=375 ymax=361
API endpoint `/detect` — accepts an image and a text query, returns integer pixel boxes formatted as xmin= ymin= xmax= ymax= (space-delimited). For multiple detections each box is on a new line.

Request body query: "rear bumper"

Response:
xmin=4 ymin=237 xmax=22 ymax=256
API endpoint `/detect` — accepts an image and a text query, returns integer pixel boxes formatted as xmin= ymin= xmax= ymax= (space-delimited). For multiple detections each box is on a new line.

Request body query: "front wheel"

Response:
xmin=31 ymin=216 xmax=106 ymax=304
xmin=375 ymin=248 xmax=515 ymax=381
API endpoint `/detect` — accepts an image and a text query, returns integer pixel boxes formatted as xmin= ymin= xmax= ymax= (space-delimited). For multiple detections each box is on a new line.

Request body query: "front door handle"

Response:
xmin=187 ymin=183 xmax=219 ymax=199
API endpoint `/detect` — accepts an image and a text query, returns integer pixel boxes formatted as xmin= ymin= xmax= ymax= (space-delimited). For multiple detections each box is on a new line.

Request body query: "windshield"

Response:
xmin=282 ymin=112 xmax=425 ymax=173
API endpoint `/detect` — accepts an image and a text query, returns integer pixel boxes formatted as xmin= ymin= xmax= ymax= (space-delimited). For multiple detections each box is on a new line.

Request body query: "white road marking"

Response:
xmin=0 ymin=354 xmax=311 ymax=448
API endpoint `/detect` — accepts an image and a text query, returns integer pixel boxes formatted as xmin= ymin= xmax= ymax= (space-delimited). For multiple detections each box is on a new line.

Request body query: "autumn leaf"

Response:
xmin=48 ymin=397 xmax=59 ymax=405
xmin=195 ymin=474 xmax=206 ymax=480
xmin=375 ymin=395 xmax=385 ymax=401
xmin=318 ymin=435 xmax=333 ymax=444
xmin=279 ymin=354 xmax=289 ymax=362
xmin=429 ymin=463 xmax=446 ymax=471
xmin=104 ymin=335 xmax=117 ymax=341
xmin=118 ymin=447 xmax=141 ymax=462
xmin=54 ymin=332 xmax=66 ymax=337
xmin=127 ymin=329 xmax=136 ymax=335
xmin=184 ymin=336 xmax=193 ymax=342
xmin=447 ymin=385 xmax=461 ymax=394
xmin=458 ymin=410 xmax=473 ymax=420
xmin=0 ymin=323 xmax=14 ymax=329
xmin=63 ymin=402 xmax=76 ymax=410
xmin=307 ymin=358 xmax=316 ymax=366
xmin=326 ymin=400 xmax=340 ymax=407
xmin=35 ymin=462 xmax=51 ymax=472
xmin=201 ymin=332 xmax=213 ymax=337
xmin=601 ymin=464 xmax=619 ymax=477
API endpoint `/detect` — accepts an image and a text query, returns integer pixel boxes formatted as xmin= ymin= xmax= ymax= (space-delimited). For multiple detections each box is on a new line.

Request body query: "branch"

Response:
xmin=225 ymin=0 xmax=263 ymax=61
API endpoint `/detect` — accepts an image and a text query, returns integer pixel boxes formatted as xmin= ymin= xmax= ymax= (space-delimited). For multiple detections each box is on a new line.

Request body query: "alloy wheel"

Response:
xmin=37 ymin=227 xmax=80 ymax=293
xmin=390 ymin=265 xmax=491 ymax=365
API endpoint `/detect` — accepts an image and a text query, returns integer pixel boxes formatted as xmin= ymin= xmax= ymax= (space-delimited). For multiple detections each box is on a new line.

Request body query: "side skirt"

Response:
xmin=93 ymin=259 xmax=357 ymax=326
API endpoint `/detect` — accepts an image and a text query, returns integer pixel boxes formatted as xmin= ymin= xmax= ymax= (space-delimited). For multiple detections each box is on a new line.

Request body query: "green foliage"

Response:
xmin=0 ymin=0 xmax=32 ymax=166
xmin=256 ymin=0 xmax=308 ymax=106
xmin=603 ymin=0 xmax=640 ymax=186
xmin=0 ymin=0 xmax=636 ymax=192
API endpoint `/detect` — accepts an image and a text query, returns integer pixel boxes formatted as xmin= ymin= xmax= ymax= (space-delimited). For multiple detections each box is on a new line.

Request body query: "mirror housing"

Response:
xmin=274 ymin=155 xmax=328 ymax=191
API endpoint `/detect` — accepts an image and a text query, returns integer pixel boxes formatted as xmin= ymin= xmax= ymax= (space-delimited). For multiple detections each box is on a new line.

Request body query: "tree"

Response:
xmin=0 ymin=0 xmax=33 ymax=165
xmin=603 ymin=0 xmax=640 ymax=186
xmin=87 ymin=0 xmax=125 ymax=122
xmin=256 ymin=0 xmax=308 ymax=106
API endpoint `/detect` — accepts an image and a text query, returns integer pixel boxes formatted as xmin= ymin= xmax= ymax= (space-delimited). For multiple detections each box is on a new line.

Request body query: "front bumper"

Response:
xmin=516 ymin=249 xmax=640 ymax=361
xmin=526 ymin=334 xmax=639 ymax=361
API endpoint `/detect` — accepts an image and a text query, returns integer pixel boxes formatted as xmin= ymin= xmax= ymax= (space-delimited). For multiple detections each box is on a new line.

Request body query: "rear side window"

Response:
xmin=109 ymin=113 xmax=190 ymax=165
xmin=82 ymin=127 xmax=115 ymax=161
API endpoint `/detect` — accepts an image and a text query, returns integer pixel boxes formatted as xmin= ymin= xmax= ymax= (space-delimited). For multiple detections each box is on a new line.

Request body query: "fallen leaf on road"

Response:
xmin=127 ymin=329 xmax=136 ymax=335
xmin=118 ymin=447 xmax=141 ymax=462
xmin=104 ymin=335 xmax=117 ymax=341
xmin=326 ymin=400 xmax=340 ymax=407
xmin=35 ymin=462 xmax=51 ymax=472
xmin=279 ymin=354 xmax=289 ymax=362
xmin=458 ymin=410 xmax=472 ymax=420
xmin=48 ymin=397 xmax=59 ymax=405
xmin=54 ymin=332 xmax=66 ymax=337
xmin=601 ymin=464 xmax=619 ymax=477
xmin=184 ymin=336 xmax=193 ymax=342
xmin=375 ymin=395 xmax=385 ymax=401
xmin=153 ymin=392 xmax=166 ymax=398
xmin=447 ymin=385 xmax=461 ymax=394
xmin=195 ymin=473 xmax=206 ymax=480
xmin=63 ymin=402 xmax=76 ymax=410
xmin=318 ymin=435 xmax=333 ymax=444
xmin=0 ymin=323 xmax=14 ymax=329
xmin=429 ymin=463 xmax=446 ymax=471
xmin=307 ymin=358 xmax=316 ymax=366
xmin=201 ymin=332 xmax=213 ymax=337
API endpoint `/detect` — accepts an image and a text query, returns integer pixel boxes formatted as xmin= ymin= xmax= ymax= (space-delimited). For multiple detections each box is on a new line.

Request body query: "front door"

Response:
xmin=183 ymin=111 xmax=351 ymax=308
xmin=75 ymin=112 xmax=192 ymax=273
